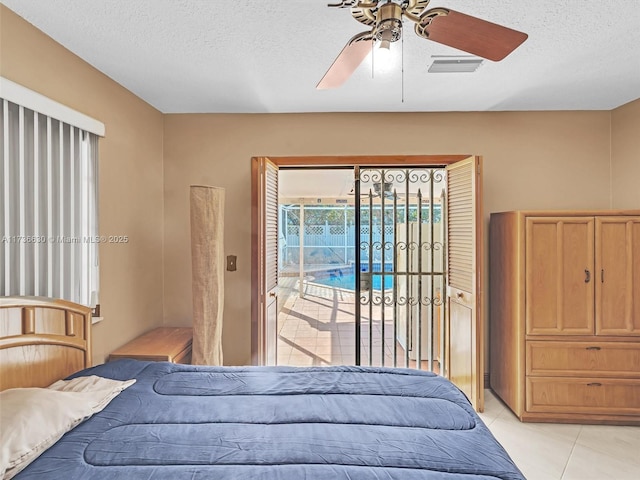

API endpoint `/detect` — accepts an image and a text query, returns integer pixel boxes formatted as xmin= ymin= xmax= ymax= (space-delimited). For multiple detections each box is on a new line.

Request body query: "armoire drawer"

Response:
xmin=526 ymin=377 xmax=640 ymax=415
xmin=526 ymin=341 xmax=640 ymax=377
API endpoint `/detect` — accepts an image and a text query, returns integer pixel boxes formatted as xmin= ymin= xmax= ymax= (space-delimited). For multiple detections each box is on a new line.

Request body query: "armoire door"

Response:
xmin=596 ymin=217 xmax=640 ymax=335
xmin=525 ymin=217 xmax=594 ymax=335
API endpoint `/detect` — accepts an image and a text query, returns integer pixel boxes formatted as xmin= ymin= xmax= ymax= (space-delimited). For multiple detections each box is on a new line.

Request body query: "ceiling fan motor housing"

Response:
xmin=375 ymin=2 xmax=403 ymax=45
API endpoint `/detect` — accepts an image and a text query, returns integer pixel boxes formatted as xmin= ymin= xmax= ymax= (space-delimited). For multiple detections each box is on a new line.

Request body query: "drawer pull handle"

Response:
xmin=584 ymin=269 xmax=591 ymax=283
xmin=587 ymin=382 xmax=602 ymax=387
xmin=586 ymin=346 xmax=601 ymax=351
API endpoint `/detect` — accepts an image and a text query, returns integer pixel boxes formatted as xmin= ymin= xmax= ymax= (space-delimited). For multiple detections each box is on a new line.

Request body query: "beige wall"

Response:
xmin=4 ymin=4 xmax=634 ymax=370
xmin=611 ymin=98 xmax=640 ymax=209
xmin=1 ymin=6 xmax=165 ymax=365
xmin=163 ymin=111 xmax=612 ymax=366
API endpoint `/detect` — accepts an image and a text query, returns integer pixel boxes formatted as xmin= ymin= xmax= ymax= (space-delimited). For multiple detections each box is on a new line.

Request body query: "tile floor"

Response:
xmin=278 ymin=283 xmax=640 ymax=480
xmin=480 ymin=390 xmax=640 ymax=480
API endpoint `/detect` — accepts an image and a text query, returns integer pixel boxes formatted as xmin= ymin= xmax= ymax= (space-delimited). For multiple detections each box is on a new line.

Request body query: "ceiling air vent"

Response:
xmin=428 ymin=57 xmax=484 ymax=73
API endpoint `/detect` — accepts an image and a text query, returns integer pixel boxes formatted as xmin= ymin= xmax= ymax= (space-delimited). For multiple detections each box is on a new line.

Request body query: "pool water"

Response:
xmin=312 ymin=272 xmax=394 ymax=291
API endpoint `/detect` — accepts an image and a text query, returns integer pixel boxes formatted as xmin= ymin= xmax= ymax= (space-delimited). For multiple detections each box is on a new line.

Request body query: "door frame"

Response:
xmin=251 ymin=154 xmax=473 ymax=366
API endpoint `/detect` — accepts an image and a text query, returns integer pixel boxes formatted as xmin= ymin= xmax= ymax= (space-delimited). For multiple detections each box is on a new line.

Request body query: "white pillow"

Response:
xmin=0 ymin=375 xmax=135 ymax=480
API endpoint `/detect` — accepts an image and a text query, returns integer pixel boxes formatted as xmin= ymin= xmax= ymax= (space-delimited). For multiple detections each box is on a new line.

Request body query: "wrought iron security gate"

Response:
xmin=354 ymin=166 xmax=447 ymax=373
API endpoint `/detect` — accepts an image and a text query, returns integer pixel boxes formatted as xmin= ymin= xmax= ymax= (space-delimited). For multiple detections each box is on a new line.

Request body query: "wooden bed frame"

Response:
xmin=0 ymin=296 xmax=92 ymax=391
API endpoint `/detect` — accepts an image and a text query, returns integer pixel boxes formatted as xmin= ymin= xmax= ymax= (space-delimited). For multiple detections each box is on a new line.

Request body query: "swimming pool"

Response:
xmin=311 ymin=272 xmax=394 ymax=291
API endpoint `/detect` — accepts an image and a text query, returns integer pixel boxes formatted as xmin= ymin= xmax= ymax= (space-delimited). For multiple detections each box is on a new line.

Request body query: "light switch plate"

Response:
xmin=227 ymin=255 xmax=237 ymax=271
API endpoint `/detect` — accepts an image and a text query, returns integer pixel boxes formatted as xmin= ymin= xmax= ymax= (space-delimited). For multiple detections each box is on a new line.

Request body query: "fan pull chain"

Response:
xmin=401 ymin=20 xmax=405 ymax=103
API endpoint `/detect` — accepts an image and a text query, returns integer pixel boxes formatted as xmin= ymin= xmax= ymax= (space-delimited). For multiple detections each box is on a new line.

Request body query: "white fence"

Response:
xmin=282 ymin=224 xmax=395 ymax=266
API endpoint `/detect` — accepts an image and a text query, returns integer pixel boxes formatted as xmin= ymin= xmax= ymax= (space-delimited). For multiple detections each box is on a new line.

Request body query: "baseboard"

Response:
xmin=484 ymin=372 xmax=490 ymax=389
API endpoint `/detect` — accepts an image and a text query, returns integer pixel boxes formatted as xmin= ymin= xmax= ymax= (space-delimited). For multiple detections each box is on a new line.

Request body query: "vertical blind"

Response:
xmin=0 ymin=98 xmax=99 ymax=306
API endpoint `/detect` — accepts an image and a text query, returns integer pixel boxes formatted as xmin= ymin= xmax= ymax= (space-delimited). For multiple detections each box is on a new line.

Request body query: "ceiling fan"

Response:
xmin=317 ymin=0 xmax=528 ymax=89
xmin=348 ymin=181 xmax=395 ymax=197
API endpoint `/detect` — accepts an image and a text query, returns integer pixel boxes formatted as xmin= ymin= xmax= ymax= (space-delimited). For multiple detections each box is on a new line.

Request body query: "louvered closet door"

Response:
xmin=445 ymin=157 xmax=483 ymax=411
xmin=261 ymin=158 xmax=279 ymax=365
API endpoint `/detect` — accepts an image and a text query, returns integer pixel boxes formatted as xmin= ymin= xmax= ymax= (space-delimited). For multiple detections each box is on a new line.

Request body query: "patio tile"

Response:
xmin=295 ymin=329 xmax=318 ymax=338
xmin=293 ymin=336 xmax=318 ymax=346
xmin=279 ymin=321 xmax=299 ymax=329
xmin=313 ymin=345 xmax=340 ymax=355
xmin=277 ymin=353 xmax=291 ymax=363
xmin=280 ymin=324 xmax=298 ymax=336
xmin=288 ymin=354 xmax=315 ymax=366
xmin=339 ymin=332 xmax=357 ymax=339
xmin=341 ymin=322 xmax=357 ymax=332
xmin=282 ymin=329 xmax=303 ymax=338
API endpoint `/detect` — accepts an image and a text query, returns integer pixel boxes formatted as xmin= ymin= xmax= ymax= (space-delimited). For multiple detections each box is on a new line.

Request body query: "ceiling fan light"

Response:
xmin=376 ymin=39 xmax=393 ymax=66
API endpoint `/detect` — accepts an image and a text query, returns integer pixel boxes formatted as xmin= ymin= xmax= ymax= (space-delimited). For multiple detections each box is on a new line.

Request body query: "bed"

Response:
xmin=1 ymin=297 xmax=525 ymax=480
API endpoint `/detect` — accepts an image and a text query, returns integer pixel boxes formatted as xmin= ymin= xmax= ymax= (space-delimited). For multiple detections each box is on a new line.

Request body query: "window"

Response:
xmin=0 ymin=83 xmax=102 ymax=308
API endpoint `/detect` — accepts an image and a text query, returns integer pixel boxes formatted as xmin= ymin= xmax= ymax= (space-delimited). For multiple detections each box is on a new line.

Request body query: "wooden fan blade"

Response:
xmin=317 ymin=32 xmax=373 ymax=90
xmin=423 ymin=9 xmax=527 ymax=61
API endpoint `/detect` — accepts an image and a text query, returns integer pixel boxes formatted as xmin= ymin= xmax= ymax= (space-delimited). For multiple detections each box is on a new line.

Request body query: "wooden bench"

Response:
xmin=108 ymin=327 xmax=193 ymax=364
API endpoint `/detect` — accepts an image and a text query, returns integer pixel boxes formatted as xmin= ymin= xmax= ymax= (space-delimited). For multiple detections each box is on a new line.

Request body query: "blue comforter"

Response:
xmin=17 ymin=361 xmax=524 ymax=479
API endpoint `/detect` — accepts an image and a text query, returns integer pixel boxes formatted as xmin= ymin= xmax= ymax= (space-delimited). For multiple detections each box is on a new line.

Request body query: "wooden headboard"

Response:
xmin=0 ymin=297 xmax=92 ymax=391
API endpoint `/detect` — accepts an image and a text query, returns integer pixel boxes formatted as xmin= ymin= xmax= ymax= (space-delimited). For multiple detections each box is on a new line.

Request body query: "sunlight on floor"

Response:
xmin=277 ymin=281 xmax=428 ymax=368
xmin=277 ymin=282 xmax=357 ymax=366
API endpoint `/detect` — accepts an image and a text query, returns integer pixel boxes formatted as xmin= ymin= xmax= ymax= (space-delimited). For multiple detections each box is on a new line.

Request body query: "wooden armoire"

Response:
xmin=489 ymin=210 xmax=640 ymax=425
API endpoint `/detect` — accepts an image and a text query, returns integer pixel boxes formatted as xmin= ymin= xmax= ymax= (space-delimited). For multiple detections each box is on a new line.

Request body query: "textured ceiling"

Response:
xmin=2 ymin=0 xmax=639 ymax=113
